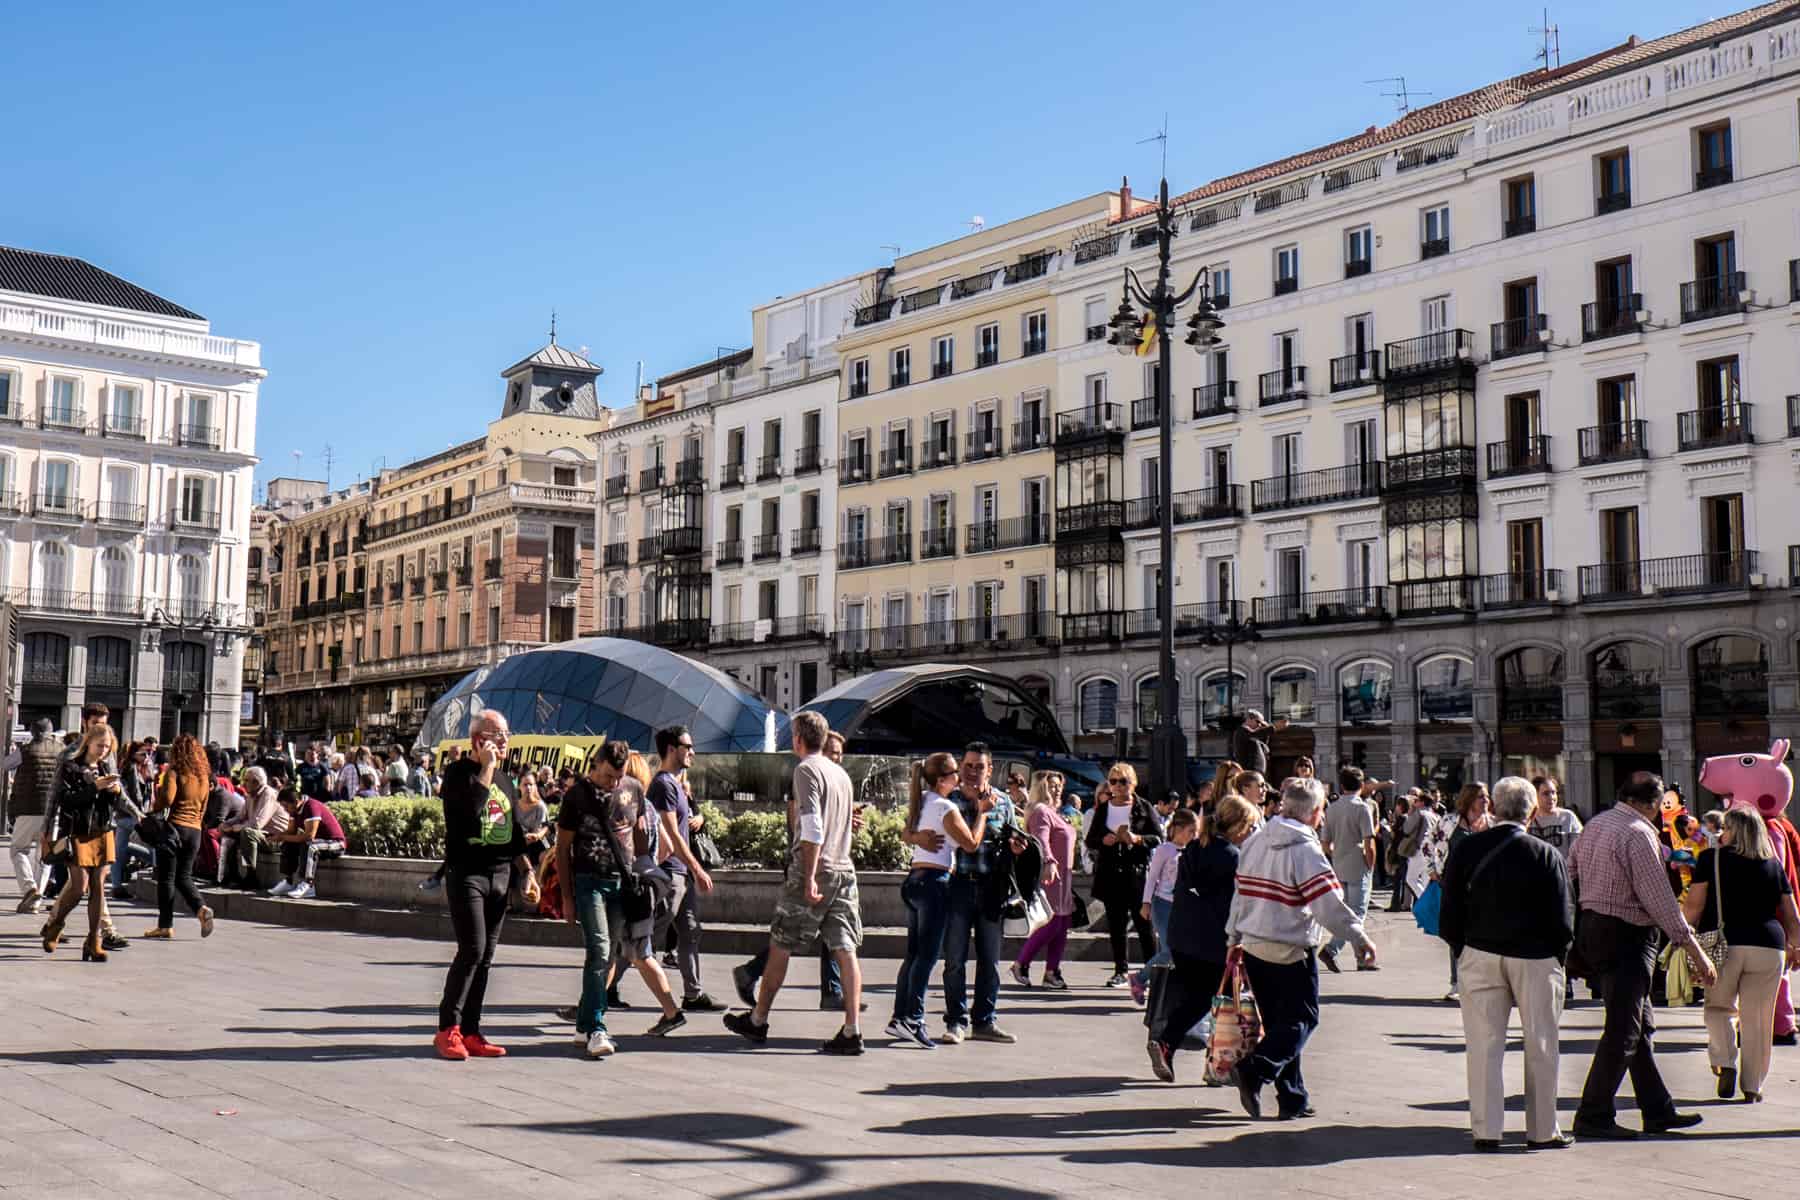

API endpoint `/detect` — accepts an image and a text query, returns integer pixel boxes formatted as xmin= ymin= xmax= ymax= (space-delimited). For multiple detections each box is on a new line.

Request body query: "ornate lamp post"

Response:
xmin=1105 ymin=178 xmax=1226 ymax=800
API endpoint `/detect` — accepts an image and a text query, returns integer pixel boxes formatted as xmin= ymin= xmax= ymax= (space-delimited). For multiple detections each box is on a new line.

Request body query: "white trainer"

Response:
xmin=267 ymin=880 xmax=293 ymax=896
xmin=586 ymin=1031 xmax=616 ymax=1058
xmin=287 ymin=883 xmax=315 ymax=900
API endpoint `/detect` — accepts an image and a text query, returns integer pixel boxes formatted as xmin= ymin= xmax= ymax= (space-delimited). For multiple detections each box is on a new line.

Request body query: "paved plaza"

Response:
xmin=2 ymin=860 xmax=1797 ymax=1199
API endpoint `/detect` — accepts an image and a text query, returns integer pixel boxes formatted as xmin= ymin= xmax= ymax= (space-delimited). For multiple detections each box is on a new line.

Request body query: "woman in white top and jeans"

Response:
xmin=888 ymin=752 xmax=984 ymax=1048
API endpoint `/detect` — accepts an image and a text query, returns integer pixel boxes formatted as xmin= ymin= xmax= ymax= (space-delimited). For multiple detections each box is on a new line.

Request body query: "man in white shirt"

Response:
xmin=1320 ymin=766 xmax=1382 ymax=974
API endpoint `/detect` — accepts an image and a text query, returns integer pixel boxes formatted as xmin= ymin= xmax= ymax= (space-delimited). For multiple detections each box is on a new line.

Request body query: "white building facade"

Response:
xmin=0 ymin=248 xmax=263 ymax=744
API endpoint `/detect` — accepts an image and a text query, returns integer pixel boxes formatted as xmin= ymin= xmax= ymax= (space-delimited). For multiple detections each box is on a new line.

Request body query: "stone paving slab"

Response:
xmin=4 ymin=843 xmax=1799 ymax=1198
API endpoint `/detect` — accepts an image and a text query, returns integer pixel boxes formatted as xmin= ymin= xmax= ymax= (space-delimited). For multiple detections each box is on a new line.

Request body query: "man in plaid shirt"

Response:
xmin=1568 ymin=771 xmax=1716 ymax=1140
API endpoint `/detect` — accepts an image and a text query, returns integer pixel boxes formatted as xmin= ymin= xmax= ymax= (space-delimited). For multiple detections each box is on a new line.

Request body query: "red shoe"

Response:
xmin=434 ymin=1027 xmax=469 ymax=1061
xmin=462 ymin=1033 xmax=506 ymax=1058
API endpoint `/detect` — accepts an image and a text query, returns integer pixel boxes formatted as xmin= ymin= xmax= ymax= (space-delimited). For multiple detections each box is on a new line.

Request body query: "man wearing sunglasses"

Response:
xmin=647 ymin=725 xmax=717 ymax=1012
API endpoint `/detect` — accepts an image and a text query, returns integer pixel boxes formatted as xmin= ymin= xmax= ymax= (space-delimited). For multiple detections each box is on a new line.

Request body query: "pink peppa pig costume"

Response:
xmin=1698 ymin=739 xmax=1800 ymax=1039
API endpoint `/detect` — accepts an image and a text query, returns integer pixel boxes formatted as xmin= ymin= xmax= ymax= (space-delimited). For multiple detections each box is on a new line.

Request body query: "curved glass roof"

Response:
xmin=416 ymin=637 xmax=787 ymax=753
xmin=797 ymin=665 xmax=1068 ymax=756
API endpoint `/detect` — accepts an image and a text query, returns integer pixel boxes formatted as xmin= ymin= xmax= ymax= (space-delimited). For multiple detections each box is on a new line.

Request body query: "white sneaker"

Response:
xmin=267 ymin=880 xmax=294 ymax=896
xmin=940 ymin=1023 xmax=968 ymax=1045
xmin=585 ymin=1031 xmax=616 ymax=1058
xmin=287 ymin=883 xmax=315 ymax=900
xmin=572 ymin=1032 xmax=589 ymax=1047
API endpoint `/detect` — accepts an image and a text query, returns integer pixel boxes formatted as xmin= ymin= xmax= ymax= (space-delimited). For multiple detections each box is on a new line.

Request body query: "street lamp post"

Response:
xmin=1106 ymin=178 xmax=1226 ymax=801
xmin=1201 ymin=611 xmax=1261 ymax=730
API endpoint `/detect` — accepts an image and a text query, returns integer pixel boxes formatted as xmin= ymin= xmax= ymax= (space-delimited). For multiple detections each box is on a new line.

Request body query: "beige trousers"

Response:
xmin=1458 ymin=947 xmax=1565 ymax=1142
xmin=1705 ymin=944 xmax=1785 ymax=1096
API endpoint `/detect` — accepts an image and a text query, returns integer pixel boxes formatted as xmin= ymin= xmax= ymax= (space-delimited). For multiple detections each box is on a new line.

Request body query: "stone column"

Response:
xmin=1563 ymin=648 xmax=1594 ymax=819
xmin=1662 ymin=660 xmax=1694 ymax=802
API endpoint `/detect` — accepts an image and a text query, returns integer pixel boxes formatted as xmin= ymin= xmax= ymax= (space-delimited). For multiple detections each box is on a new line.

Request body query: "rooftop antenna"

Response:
xmin=1531 ymin=8 xmax=1561 ymax=70
xmin=966 ymin=216 xmax=986 ymax=233
xmin=1365 ymin=76 xmax=1433 ymax=115
xmin=1137 ymin=112 xmax=1170 ymax=178
xmin=290 ymin=449 xmax=303 ymax=477
xmin=879 ymin=244 xmax=901 ymax=260
xmin=548 ymin=309 xmax=557 ymax=345
xmin=320 ymin=443 xmax=336 ymax=491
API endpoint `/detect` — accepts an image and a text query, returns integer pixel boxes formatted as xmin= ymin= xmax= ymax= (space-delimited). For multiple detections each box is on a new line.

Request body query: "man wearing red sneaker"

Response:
xmin=435 ymin=711 xmax=539 ymax=1061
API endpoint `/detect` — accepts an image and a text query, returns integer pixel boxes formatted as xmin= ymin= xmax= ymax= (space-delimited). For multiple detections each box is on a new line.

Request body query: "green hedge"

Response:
xmin=325 ymin=795 xmax=912 ymax=871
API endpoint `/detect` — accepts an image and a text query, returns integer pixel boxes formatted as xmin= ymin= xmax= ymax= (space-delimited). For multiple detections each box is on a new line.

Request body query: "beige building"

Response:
xmin=828 ymin=193 xmax=1122 ymax=693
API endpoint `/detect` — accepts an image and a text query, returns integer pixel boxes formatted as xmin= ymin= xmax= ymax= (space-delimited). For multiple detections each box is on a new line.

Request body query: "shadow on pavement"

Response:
xmin=497 ymin=1112 xmax=824 ymax=1199
xmin=865 ymin=1075 xmax=1139 ymax=1100
xmin=1064 ymin=1122 xmax=1473 ymax=1167
xmin=871 ymin=1104 xmax=1242 ymax=1139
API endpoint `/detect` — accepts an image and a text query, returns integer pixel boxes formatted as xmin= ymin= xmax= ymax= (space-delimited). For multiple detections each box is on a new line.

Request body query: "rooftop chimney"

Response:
xmin=1119 ymin=176 xmax=1132 ymax=215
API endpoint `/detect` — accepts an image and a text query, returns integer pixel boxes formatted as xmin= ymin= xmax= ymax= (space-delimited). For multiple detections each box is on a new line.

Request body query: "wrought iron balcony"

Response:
xmin=1344 ymin=256 xmax=1372 ymax=278
xmin=1085 ymin=324 xmax=1105 ymax=342
xmin=0 ymin=403 xmax=20 ymax=426
xmin=853 ymin=299 xmax=896 ymax=327
xmin=12 ymin=589 xmax=144 ymax=619
xmin=1328 ymin=352 xmax=1381 ymax=392
xmin=169 ymin=506 xmax=221 ymax=532
xmin=1073 ymin=233 xmax=1122 ymax=264
xmin=604 ymin=475 xmax=629 ymax=499
xmin=1004 ymin=253 xmax=1052 ymax=284
xmin=94 ymin=501 xmax=146 ymax=527
xmin=1012 ymin=419 xmax=1051 ymax=452
xmin=1792 ymin=259 xmax=1800 ymax=304
xmin=0 ymin=490 xmax=22 ymax=516
xmin=1578 ymin=419 xmax=1648 ymax=465
xmin=638 ymin=465 xmax=665 ymax=492
xmin=1252 ymin=587 xmax=1390 ymax=627
xmin=878 ymin=447 xmax=912 ymax=478
xmin=752 ymin=533 xmax=781 ymax=561
xmin=675 ymin=456 xmax=706 ymax=485
xmin=1130 ymin=395 xmax=1162 ymax=430
xmin=1421 ymin=237 xmax=1450 ymax=260
xmin=175 ymin=423 xmax=221 ymax=449
xmin=1057 ymin=501 xmax=1125 ymax=537
xmin=1695 ymin=163 xmax=1734 ymax=190
xmin=976 ymin=347 xmax=1000 ymax=367
xmin=1597 ymin=189 xmax=1631 ymax=215
xmin=1273 ymin=274 xmax=1298 ymax=296
xmin=838 ymin=534 xmax=911 ymax=569
xmin=848 ymin=378 xmax=870 ymax=398
xmin=1193 ymin=381 xmax=1238 ymax=418
xmin=1258 ymin=366 xmax=1306 ymax=405
xmin=838 ymin=453 xmax=871 ymax=485
xmin=102 ymin=414 xmax=147 ymax=440
xmin=39 ymin=406 xmax=85 ymax=433
xmin=1394 ymin=576 xmax=1478 ymax=617
xmin=427 ymin=570 xmax=446 ymax=592
xmin=794 ymin=444 xmax=822 ymax=475
xmin=1062 ymin=611 xmax=1123 ymax=643
xmin=366 ymin=497 xmax=472 ymax=542
xmin=715 ymin=539 xmax=743 ymax=566
xmin=931 ymin=358 xmax=953 ymax=380
xmin=1680 ymin=272 xmax=1747 ymax=322
xmin=790 ymin=526 xmax=822 ymax=556
xmin=1491 ymin=315 xmax=1547 ymax=360
xmin=1251 ymin=463 xmax=1383 ymax=512
xmin=1679 ymin=404 xmax=1753 ymax=451
xmin=1503 ymin=214 xmax=1536 ymax=238
xmin=1385 ymin=447 xmax=1476 ymax=492
xmin=963 ymin=428 xmax=1005 ymax=463
xmin=1122 ymin=485 xmax=1244 ymax=529
xmin=483 ymin=558 xmax=502 ymax=580
xmin=1582 ymin=294 xmax=1643 ymax=341
xmin=1054 ymin=403 xmax=1124 ymax=442
xmin=1580 ymin=551 xmax=1758 ymax=600
xmin=1482 ymin=569 xmax=1564 ymax=610
xmin=890 ymin=365 xmax=911 ymax=387
xmin=1487 ymin=435 xmax=1550 ymax=478
xmin=408 ymin=577 xmax=425 ymax=596
xmin=636 ymin=534 xmax=664 ymax=563
xmin=387 ymin=581 xmax=404 ymax=601
xmin=718 ymin=460 xmax=745 ymax=489
xmin=755 ymin=454 xmax=781 ymax=482
xmin=1384 ymin=330 xmax=1473 ymax=379
xmin=920 ymin=439 xmax=957 ymax=469
xmin=1123 ymin=601 xmax=1244 ymax=641
xmin=919 ymin=527 xmax=957 ymax=560
xmin=965 ymin=515 xmax=1049 ymax=553
xmin=664 ymin=526 xmax=703 ymax=556
xmin=902 ymin=286 xmax=944 ymax=314
xmin=332 ymin=540 xmax=348 ymax=558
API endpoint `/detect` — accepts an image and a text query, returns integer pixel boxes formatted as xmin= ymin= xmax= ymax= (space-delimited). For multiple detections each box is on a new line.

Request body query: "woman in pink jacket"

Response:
xmin=1011 ymin=771 xmax=1074 ymax=989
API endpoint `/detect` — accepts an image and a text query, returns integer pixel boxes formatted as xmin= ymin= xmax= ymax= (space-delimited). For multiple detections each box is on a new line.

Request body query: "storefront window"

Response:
xmin=1266 ymin=665 xmax=1317 ymax=723
xmin=1339 ymin=660 xmax=1392 ymax=724
xmin=1417 ymin=654 xmax=1474 ymax=722
xmin=1196 ymin=671 xmax=1245 ymax=730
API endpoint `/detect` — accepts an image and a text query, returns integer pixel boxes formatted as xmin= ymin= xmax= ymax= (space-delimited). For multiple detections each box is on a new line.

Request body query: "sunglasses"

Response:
xmin=1107 ymin=776 xmax=1129 ymax=785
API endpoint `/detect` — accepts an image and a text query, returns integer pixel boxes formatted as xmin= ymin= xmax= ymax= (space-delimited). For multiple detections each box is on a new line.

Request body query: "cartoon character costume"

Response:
xmin=1699 ymin=739 xmax=1800 ymax=1039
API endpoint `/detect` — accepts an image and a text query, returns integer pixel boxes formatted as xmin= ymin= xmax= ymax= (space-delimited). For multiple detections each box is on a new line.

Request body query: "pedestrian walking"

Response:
xmin=434 ymin=711 xmax=540 ymax=1061
xmin=1086 ymin=762 xmax=1162 ymax=990
xmin=1131 ymin=808 xmax=1198 ymax=1002
xmin=1011 ymin=771 xmax=1075 ymax=989
xmin=38 ymin=723 xmax=125 ymax=962
xmin=1569 ymin=771 xmax=1716 ymax=1139
xmin=1682 ymin=807 xmax=1800 ymax=1103
xmin=646 ymin=726 xmax=717 ymax=1011
xmin=144 ymin=734 xmax=215 ymax=941
xmin=1226 ymin=777 xmax=1378 ymax=1120
xmin=9 ymin=719 xmax=62 ymax=914
xmin=1438 ymin=776 xmax=1575 ymax=1151
xmin=726 ymin=712 xmax=865 ymax=1054
xmin=1320 ymin=766 xmax=1379 ymax=975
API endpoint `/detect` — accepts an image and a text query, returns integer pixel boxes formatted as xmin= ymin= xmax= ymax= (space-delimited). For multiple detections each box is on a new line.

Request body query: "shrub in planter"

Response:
xmin=719 ymin=809 xmax=788 ymax=869
xmin=852 ymin=804 xmax=910 ymax=871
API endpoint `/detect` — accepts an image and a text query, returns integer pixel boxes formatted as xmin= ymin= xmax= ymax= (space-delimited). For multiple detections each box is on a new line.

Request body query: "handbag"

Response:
xmin=691 ymin=828 xmax=725 ymax=872
xmin=135 ymin=812 xmax=179 ymax=854
xmin=1067 ymin=887 xmax=1089 ymax=931
xmin=1693 ymin=849 xmax=1729 ymax=970
xmin=1412 ymin=879 xmax=1443 ymax=938
xmin=43 ymin=833 xmax=76 ymax=866
xmin=1205 ymin=948 xmax=1261 ymax=1085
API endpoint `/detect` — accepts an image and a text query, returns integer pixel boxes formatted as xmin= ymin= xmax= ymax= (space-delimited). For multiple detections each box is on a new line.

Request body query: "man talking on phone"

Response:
xmin=434 ymin=711 xmax=539 ymax=1061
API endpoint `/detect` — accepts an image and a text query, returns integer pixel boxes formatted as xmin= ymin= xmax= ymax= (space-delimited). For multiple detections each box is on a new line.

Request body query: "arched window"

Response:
xmin=97 ymin=546 xmax=132 ymax=616
xmin=36 ymin=541 xmax=69 ymax=605
xmin=1197 ymin=670 xmax=1245 ymax=730
xmin=1339 ymin=660 xmax=1394 ymax=724
xmin=1693 ymin=635 xmax=1768 ymax=717
xmin=162 ymin=640 xmax=208 ymax=696
xmin=1499 ymin=647 xmax=1563 ymax=720
xmin=1136 ymin=675 xmax=1179 ymax=731
xmin=1592 ymin=642 xmax=1661 ymax=718
xmin=1079 ymin=678 xmax=1119 ymax=733
xmin=1266 ymin=665 xmax=1317 ymax=723
xmin=86 ymin=636 xmax=133 ymax=691
xmin=1417 ymin=654 xmax=1474 ymax=722
xmin=175 ymin=554 xmax=205 ymax=620
xmin=22 ymin=632 xmax=69 ymax=686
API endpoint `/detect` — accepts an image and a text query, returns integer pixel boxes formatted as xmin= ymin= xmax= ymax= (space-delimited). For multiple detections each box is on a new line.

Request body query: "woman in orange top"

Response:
xmin=145 ymin=734 xmax=214 ymax=939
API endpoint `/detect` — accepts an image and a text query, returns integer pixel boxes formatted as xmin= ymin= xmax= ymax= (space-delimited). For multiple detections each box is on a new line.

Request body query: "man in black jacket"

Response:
xmin=1439 ymin=775 xmax=1574 ymax=1153
xmin=10 ymin=720 xmax=62 ymax=913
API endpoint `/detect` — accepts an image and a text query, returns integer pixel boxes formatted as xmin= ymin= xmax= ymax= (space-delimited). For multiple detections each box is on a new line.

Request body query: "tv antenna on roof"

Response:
xmin=1366 ymin=76 xmax=1432 ymax=115
xmin=879 ymin=244 xmax=901 ymax=260
xmin=1137 ymin=113 xmax=1170 ymax=178
xmin=1532 ymin=8 xmax=1562 ymax=70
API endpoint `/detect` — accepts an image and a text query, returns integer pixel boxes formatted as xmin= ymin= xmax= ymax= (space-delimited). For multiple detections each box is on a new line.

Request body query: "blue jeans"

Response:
xmin=1240 ymin=950 xmax=1321 ymax=1116
xmin=1325 ymin=873 xmax=1371 ymax=956
xmin=942 ymin=874 xmax=1003 ymax=1029
xmin=1134 ymin=895 xmax=1175 ymax=984
xmin=893 ymin=869 xmax=951 ymax=1026
xmin=110 ymin=817 xmax=151 ymax=890
xmin=572 ymin=874 xmax=621 ymax=1035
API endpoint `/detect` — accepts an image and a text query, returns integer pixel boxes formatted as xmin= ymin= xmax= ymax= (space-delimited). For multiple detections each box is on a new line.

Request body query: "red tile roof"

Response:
xmin=1118 ymin=2 xmax=1798 ymax=221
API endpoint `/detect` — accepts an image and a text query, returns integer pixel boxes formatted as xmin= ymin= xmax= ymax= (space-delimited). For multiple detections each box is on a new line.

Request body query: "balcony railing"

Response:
xmin=12 ymin=589 xmax=146 ymax=619
xmin=175 ymin=423 xmax=221 ymax=450
xmin=483 ymin=558 xmax=502 ymax=580
xmin=0 ymin=490 xmax=22 ymax=516
xmin=1250 ymin=462 xmax=1384 ymax=512
xmin=1054 ymin=403 xmax=1123 ymax=441
xmin=1482 ymin=569 xmax=1565 ymax=610
xmin=715 ymin=539 xmax=744 ymax=565
xmin=408 ymin=577 xmax=425 ymax=596
xmin=965 ymin=514 xmax=1050 ymax=553
xmin=602 ymin=543 xmax=629 ymax=569
xmin=1012 ymin=419 xmax=1050 ymax=452
xmin=1581 ymin=294 xmax=1643 ymax=341
xmin=756 ymin=454 xmax=782 ymax=482
xmin=675 ymin=456 xmax=706 ymax=485
xmin=1695 ymin=163 xmax=1734 ymax=190
xmin=1597 ymin=189 xmax=1631 ymax=215
xmin=1123 ymin=601 xmax=1245 ymax=641
xmin=0 ymin=404 xmax=20 ymax=426
xmin=1394 ymin=576 xmax=1478 ymax=616
xmin=853 ymin=299 xmax=896 ymax=327
xmin=427 ymin=570 xmax=447 ymax=592
xmin=1252 ymin=587 xmax=1390 ymax=627
xmin=1122 ymin=485 xmax=1245 ymax=529
xmin=921 ymin=439 xmax=957 ymax=470
xmin=752 ymin=533 xmax=781 ymax=561
xmin=791 ymin=526 xmax=822 ymax=556
xmin=838 ymin=454 xmax=871 ymax=484
xmin=387 ymin=581 xmax=404 ymax=601
xmin=976 ymin=346 xmax=1000 ymax=367
xmin=1581 ymin=551 xmax=1757 ymax=600
xmin=1273 ymin=275 xmax=1298 ymax=296
xmin=636 ymin=534 xmax=664 ymax=562
xmin=94 ymin=501 xmax=146 ymax=527
xmin=963 ymin=428 xmax=1005 ymax=463
xmin=1344 ymin=256 xmax=1372 ymax=279
xmin=1258 ymin=366 xmax=1306 ymax=405
xmin=1491 ymin=315 xmax=1547 ymax=360
xmin=1193 ymin=381 xmax=1238 ymax=418
xmin=1062 ymin=611 xmax=1123 ymax=643
xmin=102 ymin=414 xmax=147 ymax=440
xmin=878 ymin=447 xmax=912 ymax=478
xmin=168 ymin=506 xmax=221 ymax=532
xmin=1792 ymin=259 xmax=1800 ymax=304
xmin=1503 ymin=213 xmax=1536 ymax=238
xmin=1487 ymin=435 xmax=1551 ymax=478
xmin=1421 ymin=237 xmax=1450 ymax=259
xmin=919 ymin=527 xmax=957 ymax=560
xmin=838 ymin=534 xmax=911 ymax=569
xmin=1130 ymin=395 xmax=1162 ymax=430
xmin=1328 ymin=352 xmax=1381 ymax=392
xmin=1003 ymin=253 xmax=1051 ymax=284
xmin=365 ymin=496 xmax=472 ymax=542
xmin=1385 ymin=447 xmax=1476 ymax=491
xmin=638 ymin=465 xmax=665 ymax=492
xmin=1056 ymin=501 xmax=1125 ymax=536
xmin=604 ymin=475 xmax=629 ymax=499
xmin=1680 ymin=272 xmax=1747 ymax=323
xmin=794 ymin=444 xmax=822 ymax=475
xmin=39 ymin=407 xmax=86 ymax=432
xmin=1578 ymin=419 xmax=1648 ymax=465
xmin=719 ymin=460 xmax=745 ymax=488
xmin=1384 ymin=329 xmax=1472 ymax=379
xmin=1678 ymin=404 xmax=1753 ymax=452
xmin=663 ymin=526 xmax=703 ymax=556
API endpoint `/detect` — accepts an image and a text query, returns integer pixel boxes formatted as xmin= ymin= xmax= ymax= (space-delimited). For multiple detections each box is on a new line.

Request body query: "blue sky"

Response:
xmin=4 ymin=0 xmax=1717 ymax=490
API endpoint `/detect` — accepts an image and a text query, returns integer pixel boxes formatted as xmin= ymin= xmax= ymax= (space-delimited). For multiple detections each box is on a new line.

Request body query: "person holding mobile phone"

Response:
xmin=434 ymin=711 xmax=539 ymax=1061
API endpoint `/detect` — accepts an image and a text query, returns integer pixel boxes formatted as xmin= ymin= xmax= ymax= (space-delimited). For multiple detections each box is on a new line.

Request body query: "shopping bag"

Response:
xmin=1204 ymin=949 xmax=1260 ymax=1085
xmin=1412 ymin=879 xmax=1443 ymax=938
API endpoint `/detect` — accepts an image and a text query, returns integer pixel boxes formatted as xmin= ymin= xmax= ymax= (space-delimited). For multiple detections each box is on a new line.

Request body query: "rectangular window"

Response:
xmin=1082 ymin=299 xmax=1107 ymax=342
xmin=1600 ymin=506 xmax=1639 ymax=564
xmin=1274 ymin=245 xmax=1299 ymax=293
xmin=1345 ymin=419 xmax=1378 ymax=466
xmin=436 ymin=615 xmax=447 ymax=650
xmin=550 ymin=526 xmax=577 ymax=579
xmin=548 ymin=606 xmax=574 ymax=642
xmin=488 ymin=606 xmax=501 ymax=642
xmin=931 ymin=336 xmax=953 ymax=378
xmin=1209 ymin=265 xmax=1231 ymax=307
xmin=1344 ymin=226 xmax=1373 ymax=276
xmin=48 ymin=377 xmax=79 ymax=422
xmin=458 ymin=610 xmax=471 ymax=646
xmin=1502 ymin=176 xmax=1535 ymax=238
xmin=976 ymin=323 xmax=1000 ymax=365
xmin=848 ymin=358 xmax=870 ymax=398
xmin=1508 ymin=519 xmax=1544 ymax=581
xmin=1694 ymin=122 xmax=1733 ymax=189
xmin=1597 ymin=148 xmax=1631 ymax=213
xmin=1421 ymin=295 xmax=1450 ymax=334
xmin=1422 ymin=205 xmax=1450 ymax=256
xmin=1022 ymin=311 xmax=1048 ymax=355
xmin=889 ymin=346 xmax=910 ymax=388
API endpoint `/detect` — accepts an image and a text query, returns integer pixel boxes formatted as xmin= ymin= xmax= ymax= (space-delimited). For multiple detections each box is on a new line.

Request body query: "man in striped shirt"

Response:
xmin=1225 ymin=777 xmax=1378 ymax=1120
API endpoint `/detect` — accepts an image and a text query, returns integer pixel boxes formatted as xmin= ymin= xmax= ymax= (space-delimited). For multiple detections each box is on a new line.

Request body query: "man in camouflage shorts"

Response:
xmin=724 ymin=711 xmax=865 ymax=1054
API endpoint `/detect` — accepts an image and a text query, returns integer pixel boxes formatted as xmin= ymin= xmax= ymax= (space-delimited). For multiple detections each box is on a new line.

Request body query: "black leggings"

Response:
xmin=1104 ymin=889 xmax=1156 ymax=974
xmin=439 ymin=866 xmax=510 ymax=1036
xmin=156 ymin=825 xmax=206 ymax=927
